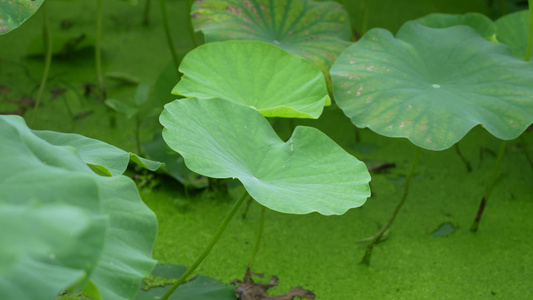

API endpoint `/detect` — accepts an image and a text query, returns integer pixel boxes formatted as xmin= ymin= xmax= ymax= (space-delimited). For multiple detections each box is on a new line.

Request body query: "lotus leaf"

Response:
xmin=160 ymin=98 xmax=370 ymax=215
xmin=0 ymin=115 xmax=158 ymax=300
xmin=0 ymin=0 xmax=45 ymax=35
xmin=191 ymin=0 xmax=351 ymax=72
xmin=415 ymin=12 xmax=496 ymax=40
xmin=495 ymin=10 xmax=529 ymax=60
xmin=173 ymin=41 xmax=329 ymax=118
xmin=331 ymin=21 xmax=533 ymax=150
xmin=34 ymin=130 xmax=163 ymax=176
xmin=136 ymin=264 xmax=236 ymax=300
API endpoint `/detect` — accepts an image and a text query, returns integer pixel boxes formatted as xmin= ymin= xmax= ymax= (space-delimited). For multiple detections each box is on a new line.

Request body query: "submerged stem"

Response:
xmin=186 ymin=0 xmax=199 ymax=47
xmin=95 ymin=0 xmax=106 ymax=99
xmin=361 ymin=0 xmax=370 ymax=36
xmin=360 ymin=147 xmax=421 ymax=266
xmin=247 ymin=206 xmax=265 ymax=274
xmin=143 ymin=0 xmax=152 ymax=26
xmin=31 ymin=3 xmax=53 ymax=127
xmin=497 ymin=0 xmax=507 ymax=16
xmin=526 ymin=0 xmax=533 ymax=62
xmin=95 ymin=0 xmax=115 ymax=127
xmin=471 ymin=140 xmax=508 ymax=232
xmin=519 ymin=135 xmax=533 ymax=174
xmin=241 ymin=196 xmax=253 ymax=219
xmin=161 ymin=191 xmax=250 ymax=300
xmin=454 ymin=143 xmax=472 ymax=172
xmin=354 ymin=126 xmax=361 ymax=143
xmin=135 ymin=115 xmax=141 ymax=154
xmin=159 ymin=0 xmax=180 ymax=73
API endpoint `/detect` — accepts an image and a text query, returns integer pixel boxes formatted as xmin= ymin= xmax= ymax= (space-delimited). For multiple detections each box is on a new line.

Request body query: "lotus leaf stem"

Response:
xmin=241 ymin=196 xmax=253 ymax=219
xmin=161 ymin=191 xmax=250 ymax=299
xmin=454 ymin=143 xmax=472 ymax=172
xmin=361 ymin=0 xmax=370 ymax=36
xmin=247 ymin=206 xmax=265 ymax=273
xmin=159 ymin=0 xmax=180 ymax=73
xmin=186 ymin=0 xmax=199 ymax=47
xmin=360 ymin=147 xmax=421 ymax=266
xmin=143 ymin=0 xmax=152 ymax=26
xmin=95 ymin=0 xmax=106 ymax=99
xmin=96 ymin=0 xmax=116 ymax=127
xmin=526 ymin=0 xmax=533 ymax=62
xmin=519 ymin=135 xmax=533 ymax=173
xmin=497 ymin=0 xmax=507 ymax=16
xmin=31 ymin=2 xmax=52 ymax=127
xmin=135 ymin=115 xmax=141 ymax=154
xmin=471 ymin=140 xmax=508 ymax=232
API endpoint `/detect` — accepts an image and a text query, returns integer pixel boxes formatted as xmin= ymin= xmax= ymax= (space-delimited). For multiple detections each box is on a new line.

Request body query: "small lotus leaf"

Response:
xmin=0 ymin=115 xmax=158 ymax=300
xmin=173 ymin=41 xmax=329 ymax=118
xmin=105 ymin=98 xmax=139 ymax=119
xmin=0 ymin=0 xmax=45 ymax=35
xmin=143 ymin=131 xmax=208 ymax=188
xmin=160 ymin=98 xmax=370 ymax=215
xmin=331 ymin=21 xmax=533 ymax=150
xmin=495 ymin=10 xmax=528 ymax=60
xmin=34 ymin=130 xmax=163 ymax=176
xmin=134 ymin=82 xmax=151 ymax=106
xmin=415 ymin=12 xmax=496 ymax=40
xmin=136 ymin=264 xmax=236 ymax=300
xmin=191 ymin=0 xmax=351 ymax=72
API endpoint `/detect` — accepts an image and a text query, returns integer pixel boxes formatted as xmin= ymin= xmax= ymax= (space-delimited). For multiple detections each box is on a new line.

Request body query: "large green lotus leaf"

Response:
xmin=173 ymin=41 xmax=328 ymax=119
xmin=191 ymin=0 xmax=351 ymax=72
xmin=331 ymin=21 xmax=533 ymax=151
xmin=0 ymin=115 xmax=158 ymax=300
xmin=88 ymin=175 xmax=158 ymax=300
xmin=415 ymin=12 xmax=496 ymax=40
xmin=495 ymin=10 xmax=528 ymax=60
xmin=0 ymin=116 xmax=106 ymax=299
xmin=160 ymin=98 xmax=370 ymax=215
xmin=34 ymin=130 xmax=163 ymax=176
xmin=0 ymin=0 xmax=45 ymax=35
xmin=0 ymin=203 xmax=104 ymax=300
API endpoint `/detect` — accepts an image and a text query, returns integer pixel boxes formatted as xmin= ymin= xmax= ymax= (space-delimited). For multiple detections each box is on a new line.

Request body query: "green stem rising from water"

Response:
xmin=31 ymin=3 xmax=53 ymax=127
xmin=159 ymin=0 xmax=180 ymax=73
xmin=161 ymin=191 xmax=250 ymax=299
xmin=361 ymin=147 xmax=421 ymax=266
